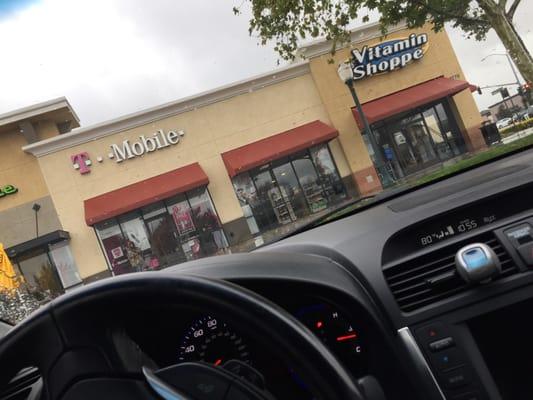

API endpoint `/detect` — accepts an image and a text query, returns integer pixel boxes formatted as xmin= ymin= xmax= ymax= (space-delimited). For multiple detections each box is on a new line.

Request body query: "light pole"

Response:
xmin=482 ymin=53 xmax=527 ymax=107
xmin=32 ymin=203 xmax=41 ymax=238
xmin=337 ymin=61 xmax=394 ymax=187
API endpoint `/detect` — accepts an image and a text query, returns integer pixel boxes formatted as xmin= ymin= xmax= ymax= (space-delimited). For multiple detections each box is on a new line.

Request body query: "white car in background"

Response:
xmin=496 ymin=117 xmax=513 ymax=129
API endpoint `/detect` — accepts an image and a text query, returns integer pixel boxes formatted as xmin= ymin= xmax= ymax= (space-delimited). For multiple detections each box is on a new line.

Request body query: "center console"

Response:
xmin=384 ymin=190 xmax=533 ymax=400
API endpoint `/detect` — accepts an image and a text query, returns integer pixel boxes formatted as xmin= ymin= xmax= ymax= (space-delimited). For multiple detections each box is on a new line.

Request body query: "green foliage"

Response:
xmin=499 ymin=118 xmax=533 ymax=136
xmin=237 ymin=0 xmax=517 ymax=61
xmin=496 ymin=104 xmax=521 ymax=119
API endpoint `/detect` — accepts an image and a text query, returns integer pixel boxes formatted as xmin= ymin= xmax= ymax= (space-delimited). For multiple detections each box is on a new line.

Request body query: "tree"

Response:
xmin=496 ymin=103 xmax=519 ymax=119
xmin=235 ymin=0 xmax=533 ymax=83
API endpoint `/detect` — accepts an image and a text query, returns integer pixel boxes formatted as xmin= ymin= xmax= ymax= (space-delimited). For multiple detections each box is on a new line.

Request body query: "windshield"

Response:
xmin=1 ymin=0 xmax=532 ymax=325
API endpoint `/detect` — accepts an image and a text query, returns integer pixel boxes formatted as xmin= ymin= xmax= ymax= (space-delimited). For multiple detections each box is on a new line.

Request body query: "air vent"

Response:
xmin=0 ymin=368 xmax=41 ymax=400
xmin=384 ymin=232 xmax=518 ymax=312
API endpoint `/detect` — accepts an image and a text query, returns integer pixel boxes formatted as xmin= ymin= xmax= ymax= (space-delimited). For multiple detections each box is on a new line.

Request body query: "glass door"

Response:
xmin=252 ymin=168 xmax=297 ymax=227
xmin=291 ymin=152 xmax=328 ymax=213
xmin=389 ymin=115 xmax=439 ymax=175
xmin=271 ymin=160 xmax=307 ymax=219
xmin=142 ymin=203 xmax=186 ymax=268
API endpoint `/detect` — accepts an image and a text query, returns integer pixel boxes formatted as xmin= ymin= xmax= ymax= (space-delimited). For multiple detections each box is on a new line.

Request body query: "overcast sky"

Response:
xmin=0 ymin=0 xmax=531 ymax=126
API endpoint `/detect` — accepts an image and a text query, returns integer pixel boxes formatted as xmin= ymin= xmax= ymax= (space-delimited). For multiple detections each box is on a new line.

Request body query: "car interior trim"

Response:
xmin=398 ymin=327 xmax=446 ymax=400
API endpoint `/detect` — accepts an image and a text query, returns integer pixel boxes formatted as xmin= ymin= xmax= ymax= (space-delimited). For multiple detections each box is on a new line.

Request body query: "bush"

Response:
xmin=499 ymin=118 xmax=533 ymax=136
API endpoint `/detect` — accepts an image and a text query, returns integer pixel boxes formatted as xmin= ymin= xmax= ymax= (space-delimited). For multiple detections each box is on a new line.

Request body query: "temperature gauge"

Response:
xmin=294 ymin=303 xmax=367 ymax=373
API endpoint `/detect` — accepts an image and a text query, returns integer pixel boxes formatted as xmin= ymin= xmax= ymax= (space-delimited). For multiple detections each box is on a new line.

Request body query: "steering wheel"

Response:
xmin=0 ymin=273 xmax=367 ymax=399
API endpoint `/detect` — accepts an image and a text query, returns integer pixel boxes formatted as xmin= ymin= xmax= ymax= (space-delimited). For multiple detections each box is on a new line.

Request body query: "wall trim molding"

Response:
xmin=23 ymin=63 xmax=311 ymax=157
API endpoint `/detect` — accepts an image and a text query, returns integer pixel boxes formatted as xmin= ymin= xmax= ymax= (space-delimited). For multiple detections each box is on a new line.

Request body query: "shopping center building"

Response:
xmin=0 ymin=22 xmax=485 ymax=290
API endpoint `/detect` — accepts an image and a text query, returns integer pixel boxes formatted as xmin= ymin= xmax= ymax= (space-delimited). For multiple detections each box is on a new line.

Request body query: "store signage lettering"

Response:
xmin=0 ymin=185 xmax=18 ymax=198
xmin=71 ymin=128 xmax=185 ymax=174
xmin=350 ymin=33 xmax=429 ymax=80
xmin=71 ymin=152 xmax=92 ymax=174
xmin=110 ymin=129 xmax=185 ymax=163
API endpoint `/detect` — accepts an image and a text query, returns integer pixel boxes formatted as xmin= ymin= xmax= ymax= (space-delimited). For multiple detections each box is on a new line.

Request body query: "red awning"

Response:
xmin=221 ymin=120 xmax=338 ymax=177
xmin=352 ymin=76 xmax=473 ymax=127
xmin=84 ymin=162 xmax=208 ymax=225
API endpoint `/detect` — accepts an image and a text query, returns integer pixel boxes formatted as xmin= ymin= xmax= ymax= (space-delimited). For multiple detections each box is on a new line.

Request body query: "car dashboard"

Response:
xmin=158 ymin=149 xmax=533 ymax=400
xmin=124 ymin=264 xmax=413 ymax=399
xmin=4 ymin=149 xmax=533 ymax=400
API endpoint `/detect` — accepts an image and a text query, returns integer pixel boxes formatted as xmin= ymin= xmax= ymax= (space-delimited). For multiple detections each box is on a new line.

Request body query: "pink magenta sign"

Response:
xmin=71 ymin=152 xmax=92 ymax=174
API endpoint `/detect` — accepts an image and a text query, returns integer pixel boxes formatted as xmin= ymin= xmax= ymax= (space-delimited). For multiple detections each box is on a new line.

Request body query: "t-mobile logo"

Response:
xmin=71 ymin=152 xmax=92 ymax=174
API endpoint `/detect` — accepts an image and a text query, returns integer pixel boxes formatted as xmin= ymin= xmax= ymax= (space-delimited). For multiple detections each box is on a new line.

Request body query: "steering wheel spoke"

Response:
xmin=144 ymin=363 xmax=273 ymax=400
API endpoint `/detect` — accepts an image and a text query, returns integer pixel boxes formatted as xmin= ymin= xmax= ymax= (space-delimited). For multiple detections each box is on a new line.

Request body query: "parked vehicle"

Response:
xmin=496 ymin=117 xmax=513 ymax=129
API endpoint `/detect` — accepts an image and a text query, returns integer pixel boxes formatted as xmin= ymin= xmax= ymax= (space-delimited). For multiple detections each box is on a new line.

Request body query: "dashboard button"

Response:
xmin=517 ymin=242 xmax=533 ymax=267
xmin=430 ymin=347 xmax=464 ymax=372
xmin=429 ymin=337 xmax=455 ymax=352
xmin=441 ymin=367 xmax=471 ymax=389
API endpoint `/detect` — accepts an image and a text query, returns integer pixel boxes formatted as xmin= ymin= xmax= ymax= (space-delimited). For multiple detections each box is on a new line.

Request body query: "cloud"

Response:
xmin=0 ymin=0 xmax=39 ymax=19
xmin=0 ymin=0 xmax=531 ymax=124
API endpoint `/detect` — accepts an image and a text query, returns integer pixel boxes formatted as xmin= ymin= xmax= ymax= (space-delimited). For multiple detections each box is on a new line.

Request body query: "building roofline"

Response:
xmin=487 ymin=92 xmax=523 ymax=109
xmin=0 ymin=97 xmax=80 ymax=128
xmin=296 ymin=20 xmax=409 ymax=59
xmin=23 ymin=61 xmax=311 ymax=157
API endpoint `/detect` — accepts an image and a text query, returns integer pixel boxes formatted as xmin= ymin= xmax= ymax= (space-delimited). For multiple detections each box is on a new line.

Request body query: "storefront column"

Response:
xmin=449 ymin=91 xmax=487 ymax=153
xmin=309 ymin=56 xmax=383 ymax=196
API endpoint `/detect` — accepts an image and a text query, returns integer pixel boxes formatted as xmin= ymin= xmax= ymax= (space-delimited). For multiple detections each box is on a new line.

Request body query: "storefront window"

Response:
xmin=291 ymin=152 xmax=328 ymax=213
xmin=142 ymin=202 xmax=186 ymax=268
xmin=167 ymin=194 xmax=201 ymax=260
xmin=17 ymin=249 xmax=63 ymax=298
xmin=231 ymin=145 xmax=347 ymax=234
xmin=272 ymin=160 xmax=307 ymax=219
xmin=49 ymin=242 xmax=82 ymax=290
xmin=423 ymin=108 xmax=453 ymax=159
xmin=309 ymin=145 xmax=346 ymax=203
xmin=434 ymin=103 xmax=461 ymax=156
xmin=94 ymin=187 xmax=228 ymax=274
xmin=118 ymin=213 xmax=152 ymax=271
xmin=252 ymin=169 xmax=284 ymax=229
xmin=232 ymin=174 xmax=260 ymax=235
xmin=95 ymin=219 xmax=131 ymax=275
xmin=188 ymin=188 xmax=228 ymax=257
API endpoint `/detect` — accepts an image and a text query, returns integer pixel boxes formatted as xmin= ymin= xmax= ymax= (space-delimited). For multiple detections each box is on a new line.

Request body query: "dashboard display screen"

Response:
xmin=383 ymin=183 xmax=533 ymax=262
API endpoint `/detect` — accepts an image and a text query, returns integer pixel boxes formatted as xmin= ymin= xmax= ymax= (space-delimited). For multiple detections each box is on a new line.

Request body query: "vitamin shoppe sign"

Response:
xmin=0 ymin=185 xmax=18 ymax=199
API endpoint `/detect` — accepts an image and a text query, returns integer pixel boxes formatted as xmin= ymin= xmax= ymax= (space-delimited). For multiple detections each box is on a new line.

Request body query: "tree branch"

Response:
xmin=506 ymin=0 xmax=521 ymax=19
xmin=411 ymin=0 xmax=490 ymax=26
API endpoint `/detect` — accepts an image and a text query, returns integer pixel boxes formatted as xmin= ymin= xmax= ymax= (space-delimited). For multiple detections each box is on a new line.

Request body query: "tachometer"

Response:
xmin=177 ymin=316 xmax=250 ymax=366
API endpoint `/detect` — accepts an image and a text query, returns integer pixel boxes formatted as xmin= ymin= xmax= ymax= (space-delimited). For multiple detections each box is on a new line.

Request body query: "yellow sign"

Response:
xmin=0 ymin=243 xmax=21 ymax=291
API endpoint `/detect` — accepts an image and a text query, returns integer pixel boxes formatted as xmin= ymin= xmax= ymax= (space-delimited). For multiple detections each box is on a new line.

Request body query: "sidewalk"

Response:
xmin=501 ymin=127 xmax=533 ymax=144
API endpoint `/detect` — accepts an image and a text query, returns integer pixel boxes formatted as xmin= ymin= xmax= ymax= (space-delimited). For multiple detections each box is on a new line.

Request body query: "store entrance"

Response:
xmin=251 ymin=167 xmax=300 ymax=228
xmin=372 ymin=100 xmax=466 ymax=179
xmin=390 ymin=114 xmax=439 ymax=175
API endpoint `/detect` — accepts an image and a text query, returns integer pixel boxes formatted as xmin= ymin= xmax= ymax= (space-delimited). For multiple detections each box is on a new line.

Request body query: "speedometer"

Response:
xmin=177 ymin=316 xmax=250 ymax=366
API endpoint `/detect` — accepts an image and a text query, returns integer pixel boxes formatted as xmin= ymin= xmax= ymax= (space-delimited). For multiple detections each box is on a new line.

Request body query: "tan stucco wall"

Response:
xmin=307 ymin=24 xmax=483 ymax=184
xmin=0 ymin=122 xmax=62 ymax=247
xmin=0 ymin=130 xmax=51 ymax=213
xmin=37 ymin=73 xmax=344 ymax=278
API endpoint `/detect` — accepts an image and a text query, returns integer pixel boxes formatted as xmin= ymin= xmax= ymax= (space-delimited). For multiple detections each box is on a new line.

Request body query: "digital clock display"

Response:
xmin=418 ymin=217 xmax=493 ymax=247
xmin=382 ymin=183 xmax=533 ymax=264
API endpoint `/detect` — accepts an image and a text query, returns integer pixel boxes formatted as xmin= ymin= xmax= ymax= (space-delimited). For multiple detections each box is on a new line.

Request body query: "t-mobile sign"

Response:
xmin=71 ymin=129 xmax=185 ymax=174
xmin=109 ymin=129 xmax=185 ymax=163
